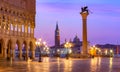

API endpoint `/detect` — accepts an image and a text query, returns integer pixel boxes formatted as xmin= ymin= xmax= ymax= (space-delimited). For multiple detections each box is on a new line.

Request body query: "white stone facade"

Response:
xmin=0 ymin=0 xmax=36 ymax=60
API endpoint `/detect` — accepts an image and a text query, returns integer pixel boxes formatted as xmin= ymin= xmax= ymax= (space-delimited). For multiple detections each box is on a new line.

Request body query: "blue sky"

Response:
xmin=35 ymin=0 xmax=120 ymax=46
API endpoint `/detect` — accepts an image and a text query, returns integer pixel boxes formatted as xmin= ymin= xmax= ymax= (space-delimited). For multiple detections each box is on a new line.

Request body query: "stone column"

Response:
xmin=11 ymin=43 xmax=16 ymax=60
xmin=11 ymin=48 xmax=15 ymax=60
xmin=3 ymin=40 xmax=9 ymax=59
xmin=25 ymin=44 xmax=29 ymax=61
xmin=80 ymin=11 xmax=89 ymax=55
xmin=31 ymin=50 xmax=35 ymax=59
xmin=31 ymin=43 xmax=35 ymax=60
xmin=31 ymin=27 xmax=34 ymax=37
xmin=32 ymin=28 xmax=34 ymax=37
xmin=19 ymin=43 xmax=23 ymax=60
xmin=3 ymin=47 xmax=7 ymax=59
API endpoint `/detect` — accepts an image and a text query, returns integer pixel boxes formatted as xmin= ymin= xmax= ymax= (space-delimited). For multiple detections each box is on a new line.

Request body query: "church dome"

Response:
xmin=73 ymin=35 xmax=80 ymax=44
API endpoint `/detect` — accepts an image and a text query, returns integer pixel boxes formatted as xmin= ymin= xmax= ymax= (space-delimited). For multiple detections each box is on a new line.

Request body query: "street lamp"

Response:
xmin=43 ymin=45 xmax=49 ymax=56
xmin=36 ymin=39 xmax=42 ymax=62
xmin=89 ymin=45 xmax=97 ymax=58
xmin=110 ymin=49 xmax=113 ymax=57
xmin=64 ymin=42 xmax=72 ymax=59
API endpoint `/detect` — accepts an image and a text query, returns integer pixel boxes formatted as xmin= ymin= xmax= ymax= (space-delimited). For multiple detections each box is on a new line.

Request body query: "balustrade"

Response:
xmin=0 ymin=29 xmax=32 ymax=37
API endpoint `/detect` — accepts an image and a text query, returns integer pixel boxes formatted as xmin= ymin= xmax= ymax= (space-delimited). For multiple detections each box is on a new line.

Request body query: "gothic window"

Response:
xmin=2 ymin=16 xmax=5 ymax=22
xmin=13 ymin=11 xmax=15 ymax=15
xmin=2 ymin=15 xmax=5 ymax=29
xmin=0 ymin=7 xmax=3 ymax=11
xmin=20 ymin=14 xmax=22 ymax=16
xmin=6 ymin=17 xmax=9 ymax=30
xmin=22 ymin=25 xmax=24 ymax=32
xmin=5 ymin=9 xmax=7 ymax=12
xmin=11 ymin=24 xmax=13 ymax=30
xmin=9 ymin=10 xmax=11 ymax=13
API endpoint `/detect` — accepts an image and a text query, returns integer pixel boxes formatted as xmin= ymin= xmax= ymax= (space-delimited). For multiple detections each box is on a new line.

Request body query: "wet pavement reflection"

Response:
xmin=0 ymin=57 xmax=120 ymax=72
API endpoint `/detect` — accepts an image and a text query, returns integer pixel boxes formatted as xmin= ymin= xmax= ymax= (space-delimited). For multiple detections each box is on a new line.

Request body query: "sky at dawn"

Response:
xmin=35 ymin=0 xmax=120 ymax=46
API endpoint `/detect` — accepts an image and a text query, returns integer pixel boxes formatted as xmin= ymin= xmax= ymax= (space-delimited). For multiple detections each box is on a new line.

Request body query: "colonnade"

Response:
xmin=0 ymin=38 xmax=36 ymax=60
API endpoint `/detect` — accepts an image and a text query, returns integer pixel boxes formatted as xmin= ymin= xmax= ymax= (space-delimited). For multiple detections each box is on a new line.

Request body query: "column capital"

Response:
xmin=80 ymin=12 xmax=89 ymax=19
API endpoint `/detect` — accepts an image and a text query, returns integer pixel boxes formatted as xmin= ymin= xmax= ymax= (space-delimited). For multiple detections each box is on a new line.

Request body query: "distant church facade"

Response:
xmin=0 ymin=0 xmax=36 ymax=60
xmin=50 ymin=22 xmax=82 ymax=55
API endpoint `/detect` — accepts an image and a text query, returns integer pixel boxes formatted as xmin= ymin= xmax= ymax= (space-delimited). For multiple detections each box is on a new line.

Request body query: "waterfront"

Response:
xmin=0 ymin=57 xmax=120 ymax=72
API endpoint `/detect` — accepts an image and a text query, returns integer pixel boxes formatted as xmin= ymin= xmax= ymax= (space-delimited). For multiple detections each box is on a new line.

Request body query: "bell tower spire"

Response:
xmin=55 ymin=21 xmax=60 ymax=48
xmin=56 ymin=21 xmax=59 ymax=31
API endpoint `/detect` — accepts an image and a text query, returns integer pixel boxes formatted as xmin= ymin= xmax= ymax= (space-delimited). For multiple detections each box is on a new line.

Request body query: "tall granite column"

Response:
xmin=80 ymin=8 xmax=89 ymax=55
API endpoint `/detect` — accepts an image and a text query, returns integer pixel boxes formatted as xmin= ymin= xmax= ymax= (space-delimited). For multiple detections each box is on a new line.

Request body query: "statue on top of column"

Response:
xmin=81 ymin=6 xmax=89 ymax=14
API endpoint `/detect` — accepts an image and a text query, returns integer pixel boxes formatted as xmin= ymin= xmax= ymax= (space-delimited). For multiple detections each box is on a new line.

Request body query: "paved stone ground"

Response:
xmin=0 ymin=57 xmax=120 ymax=72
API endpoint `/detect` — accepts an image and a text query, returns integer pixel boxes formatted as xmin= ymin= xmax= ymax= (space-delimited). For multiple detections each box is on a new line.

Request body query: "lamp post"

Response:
xmin=36 ymin=38 xmax=42 ymax=62
xmin=110 ymin=49 xmax=113 ymax=57
xmin=64 ymin=42 xmax=72 ymax=59
xmin=44 ymin=46 xmax=49 ymax=57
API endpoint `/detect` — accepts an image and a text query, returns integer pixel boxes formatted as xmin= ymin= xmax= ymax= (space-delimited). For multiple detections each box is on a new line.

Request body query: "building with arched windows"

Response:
xmin=0 ymin=0 xmax=36 ymax=60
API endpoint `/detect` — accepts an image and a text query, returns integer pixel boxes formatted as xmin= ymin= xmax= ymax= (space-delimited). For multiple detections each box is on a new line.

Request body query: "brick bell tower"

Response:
xmin=55 ymin=21 xmax=60 ymax=48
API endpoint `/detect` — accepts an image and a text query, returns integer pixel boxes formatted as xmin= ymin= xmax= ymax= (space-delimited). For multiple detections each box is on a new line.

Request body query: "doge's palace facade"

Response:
xmin=0 ymin=0 xmax=36 ymax=60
